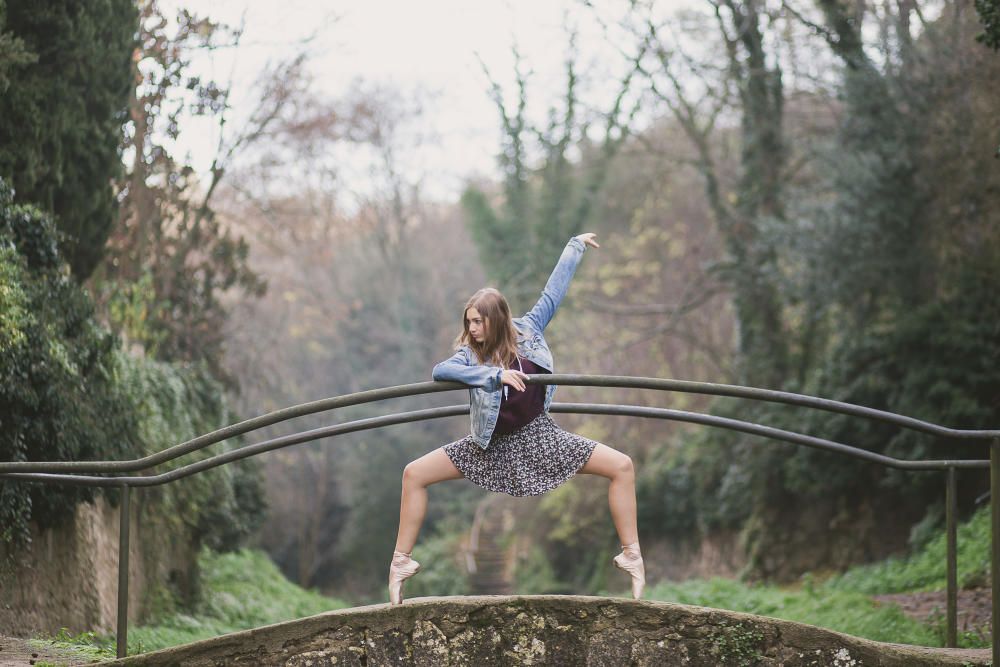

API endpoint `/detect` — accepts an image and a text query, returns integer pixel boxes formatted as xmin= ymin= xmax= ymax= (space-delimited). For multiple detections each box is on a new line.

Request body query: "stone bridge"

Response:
xmin=104 ymin=595 xmax=991 ymax=666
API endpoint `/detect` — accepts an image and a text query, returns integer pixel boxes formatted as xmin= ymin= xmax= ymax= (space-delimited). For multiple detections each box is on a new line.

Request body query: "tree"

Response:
xmin=611 ymin=0 xmax=791 ymax=390
xmin=0 ymin=0 xmax=136 ymax=280
xmin=975 ymin=0 xmax=1000 ymax=49
xmin=0 ymin=177 xmax=141 ymax=551
xmin=462 ymin=39 xmax=641 ymax=313
xmin=0 ymin=0 xmax=35 ymax=94
xmin=92 ymin=0 xmax=309 ymax=382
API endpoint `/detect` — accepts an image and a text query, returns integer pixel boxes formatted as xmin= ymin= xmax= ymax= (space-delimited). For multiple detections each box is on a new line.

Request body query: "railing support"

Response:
xmin=117 ymin=484 xmax=131 ymax=659
xmin=991 ymin=439 xmax=999 ymax=666
xmin=945 ymin=466 xmax=957 ymax=647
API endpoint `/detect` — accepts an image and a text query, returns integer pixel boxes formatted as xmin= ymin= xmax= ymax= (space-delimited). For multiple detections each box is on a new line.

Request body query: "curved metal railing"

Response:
xmin=1 ymin=375 xmax=997 ymax=660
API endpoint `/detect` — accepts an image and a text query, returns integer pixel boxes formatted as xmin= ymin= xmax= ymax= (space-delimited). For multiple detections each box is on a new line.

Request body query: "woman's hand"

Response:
xmin=501 ymin=369 xmax=530 ymax=392
xmin=575 ymin=232 xmax=600 ymax=249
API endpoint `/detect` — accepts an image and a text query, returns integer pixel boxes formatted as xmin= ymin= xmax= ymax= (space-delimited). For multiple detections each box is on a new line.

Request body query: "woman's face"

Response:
xmin=466 ymin=307 xmax=487 ymax=343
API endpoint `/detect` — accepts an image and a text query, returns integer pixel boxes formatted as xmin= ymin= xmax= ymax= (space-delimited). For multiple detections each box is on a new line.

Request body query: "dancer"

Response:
xmin=388 ymin=233 xmax=644 ymax=605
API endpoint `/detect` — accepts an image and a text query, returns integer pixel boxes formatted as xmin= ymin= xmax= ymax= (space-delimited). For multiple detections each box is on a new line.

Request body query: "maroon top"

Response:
xmin=493 ymin=356 xmax=548 ymax=436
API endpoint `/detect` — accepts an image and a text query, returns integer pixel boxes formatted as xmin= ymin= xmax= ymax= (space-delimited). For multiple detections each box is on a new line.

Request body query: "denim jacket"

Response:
xmin=432 ymin=235 xmax=588 ymax=449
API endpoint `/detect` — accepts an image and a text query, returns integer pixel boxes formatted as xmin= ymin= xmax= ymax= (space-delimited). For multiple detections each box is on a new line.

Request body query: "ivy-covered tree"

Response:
xmin=0 ymin=0 xmax=135 ymax=280
xmin=0 ymin=177 xmax=141 ymax=549
xmin=0 ymin=174 xmax=265 ymax=567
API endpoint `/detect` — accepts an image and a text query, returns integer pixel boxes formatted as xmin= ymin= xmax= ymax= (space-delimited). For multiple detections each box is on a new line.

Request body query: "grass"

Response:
xmin=26 ymin=628 xmax=117 ymax=662
xmin=117 ymin=546 xmax=348 ymax=655
xmin=822 ymin=502 xmax=991 ymax=595
xmin=33 ymin=546 xmax=350 ymax=659
xmin=636 ymin=575 xmax=941 ymax=646
xmin=598 ymin=503 xmax=993 ymax=649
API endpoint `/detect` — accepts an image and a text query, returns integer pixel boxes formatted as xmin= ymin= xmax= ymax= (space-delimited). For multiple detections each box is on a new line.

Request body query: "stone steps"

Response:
xmin=467 ymin=501 xmax=512 ymax=595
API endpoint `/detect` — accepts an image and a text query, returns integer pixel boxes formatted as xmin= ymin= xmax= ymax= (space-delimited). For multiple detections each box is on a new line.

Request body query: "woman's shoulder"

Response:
xmin=511 ymin=317 xmax=535 ymax=339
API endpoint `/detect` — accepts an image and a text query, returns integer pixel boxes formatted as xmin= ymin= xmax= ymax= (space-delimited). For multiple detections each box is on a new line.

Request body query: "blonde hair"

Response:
xmin=452 ymin=287 xmax=519 ymax=368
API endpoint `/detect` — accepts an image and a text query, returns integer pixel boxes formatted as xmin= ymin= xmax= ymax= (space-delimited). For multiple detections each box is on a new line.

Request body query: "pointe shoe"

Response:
xmin=613 ymin=542 xmax=645 ymax=600
xmin=388 ymin=550 xmax=421 ymax=605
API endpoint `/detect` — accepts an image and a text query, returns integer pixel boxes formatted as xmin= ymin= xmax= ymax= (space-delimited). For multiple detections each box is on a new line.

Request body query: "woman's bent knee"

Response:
xmin=402 ymin=449 xmax=463 ymax=487
xmin=617 ymin=454 xmax=635 ymax=479
xmin=402 ymin=462 xmax=419 ymax=486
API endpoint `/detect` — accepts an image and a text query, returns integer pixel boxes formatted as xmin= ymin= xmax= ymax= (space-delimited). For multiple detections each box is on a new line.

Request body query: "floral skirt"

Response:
xmin=443 ymin=412 xmax=599 ymax=497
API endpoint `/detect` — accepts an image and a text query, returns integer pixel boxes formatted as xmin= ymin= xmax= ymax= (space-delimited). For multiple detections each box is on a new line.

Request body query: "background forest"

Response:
xmin=1 ymin=0 xmax=999 ymax=619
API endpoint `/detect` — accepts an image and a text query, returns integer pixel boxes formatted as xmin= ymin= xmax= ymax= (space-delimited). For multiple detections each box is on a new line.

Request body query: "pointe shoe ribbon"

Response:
xmin=388 ymin=550 xmax=421 ymax=605
xmin=613 ymin=542 xmax=645 ymax=600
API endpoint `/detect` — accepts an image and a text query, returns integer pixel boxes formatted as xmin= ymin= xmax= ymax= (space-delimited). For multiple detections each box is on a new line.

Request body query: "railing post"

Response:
xmin=991 ymin=439 xmax=999 ymax=666
xmin=116 ymin=483 xmax=130 ymax=659
xmin=945 ymin=466 xmax=957 ymax=647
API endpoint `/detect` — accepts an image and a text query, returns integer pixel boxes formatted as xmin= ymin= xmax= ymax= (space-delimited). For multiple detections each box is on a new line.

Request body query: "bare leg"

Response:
xmin=394 ymin=447 xmax=465 ymax=553
xmin=578 ymin=443 xmax=638 ymax=545
xmin=579 ymin=442 xmax=644 ymax=598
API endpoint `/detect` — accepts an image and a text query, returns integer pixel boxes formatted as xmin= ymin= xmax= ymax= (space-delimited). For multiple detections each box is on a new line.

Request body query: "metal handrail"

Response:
xmin=0 ymin=403 xmax=989 ymax=488
xmin=1 ymin=375 xmax=995 ymax=474
xmin=0 ymin=375 xmax=996 ymax=661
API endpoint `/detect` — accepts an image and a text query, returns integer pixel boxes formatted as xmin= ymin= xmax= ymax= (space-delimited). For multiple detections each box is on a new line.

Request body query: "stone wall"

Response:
xmin=0 ymin=492 xmax=199 ymax=636
xmin=648 ymin=529 xmax=748 ymax=582
xmin=103 ymin=595 xmax=990 ymax=666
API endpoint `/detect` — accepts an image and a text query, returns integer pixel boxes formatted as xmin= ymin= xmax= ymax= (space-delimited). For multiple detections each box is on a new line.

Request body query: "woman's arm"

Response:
xmin=522 ymin=233 xmax=598 ymax=333
xmin=432 ymin=349 xmax=530 ymax=394
xmin=432 ymin=347 xmax=504 ymax=392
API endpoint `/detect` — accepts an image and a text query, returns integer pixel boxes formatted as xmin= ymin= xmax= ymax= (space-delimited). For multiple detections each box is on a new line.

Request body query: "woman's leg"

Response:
xmin=578 ymin=443 xmax=638 ymax=545
xmin=394 ymin=447 xmax=465 ymax=553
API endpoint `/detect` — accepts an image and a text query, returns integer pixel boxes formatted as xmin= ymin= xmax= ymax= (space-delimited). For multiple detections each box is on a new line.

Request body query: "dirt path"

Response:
xmin=872 ymin=587 xmax=992 ymax=643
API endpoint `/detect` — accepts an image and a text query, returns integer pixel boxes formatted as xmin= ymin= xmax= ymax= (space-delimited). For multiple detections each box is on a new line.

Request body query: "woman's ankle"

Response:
xmin=620 ymin=542 xmax=641 ymax=558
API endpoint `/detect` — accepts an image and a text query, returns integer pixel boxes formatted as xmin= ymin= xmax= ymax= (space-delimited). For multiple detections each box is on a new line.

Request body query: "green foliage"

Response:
xmin=402 ymin=528 xmax=470 ymax=599
xmin=116 ymin=353 xmax=267 ymax=553
xmin=0 ymin=176 xmax=263 ymax=561
xmin=823 ymin=503 xmax=991 ymax=595
xmin=27 ymin=627 xmax=116 ymax=662
xmin=636 ymin=447 xmax=698 ymax=535
xmin=0 ymin=180 xmax=142 ymax=547
xmin=620 ymin=504 xmax=994 ymax=649
xmin=121 ymin=547 xmax=346 ymax=654
xmin=0 ymin=0 xmax=136 ymax=279
xmin=36 ymin=547 xmax=347 ymax=656
xmin=639 ymin=576 xmax=940 ymax=647
xmin=512 ymin=543 xmax=563 ymax=594
xmin=535 ymin=480 xmax=618 ymax=592
xmin=646 ymin=2 xmax=1000 ymax=570
xmin=0 ymin=0 xmax=36 ymax=95
xmin=461 ymin=46 xmax=632 ymax=310
xmin=975 ymin=0 xmax=1000 ymax=49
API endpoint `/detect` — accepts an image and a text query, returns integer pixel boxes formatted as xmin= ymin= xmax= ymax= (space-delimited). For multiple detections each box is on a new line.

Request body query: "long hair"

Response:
xmin=451 ymin=287 xmax=519 ymax=368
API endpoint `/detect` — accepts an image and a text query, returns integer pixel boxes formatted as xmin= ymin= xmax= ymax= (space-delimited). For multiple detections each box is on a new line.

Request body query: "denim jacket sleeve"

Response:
xmin=432 ymin=347 xmax=504 ymax=392
xmin=522 ymin=235 xmax=587 ymax=333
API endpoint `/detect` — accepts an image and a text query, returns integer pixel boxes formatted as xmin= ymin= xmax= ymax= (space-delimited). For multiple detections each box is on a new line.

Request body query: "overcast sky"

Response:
xmin=161 ymin=0 xmax=670 ymax=202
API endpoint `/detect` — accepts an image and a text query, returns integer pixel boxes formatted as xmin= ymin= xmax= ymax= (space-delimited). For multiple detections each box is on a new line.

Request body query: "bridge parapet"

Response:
xmin=103 ymin=595 xmax=990 ymax=666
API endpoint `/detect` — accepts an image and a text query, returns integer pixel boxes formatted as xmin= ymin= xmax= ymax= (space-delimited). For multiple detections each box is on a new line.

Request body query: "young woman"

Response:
xmin=388 ymin=232 xmax=644 ymax=604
